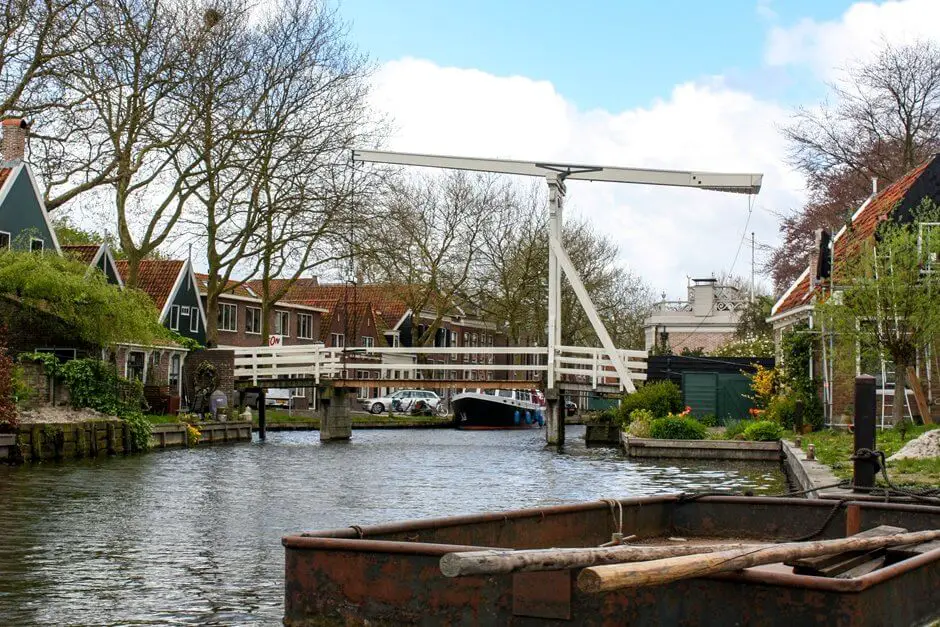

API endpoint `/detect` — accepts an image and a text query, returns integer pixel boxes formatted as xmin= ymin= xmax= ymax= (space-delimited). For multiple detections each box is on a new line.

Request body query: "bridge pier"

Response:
xmin=545 ymin=388 xmax=565 ymax=447
xmin=319 ymin=386 xmax=352 ymax=442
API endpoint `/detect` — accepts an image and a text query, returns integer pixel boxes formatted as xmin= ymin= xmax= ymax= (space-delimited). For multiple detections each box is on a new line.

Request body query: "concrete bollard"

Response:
xmin=806 ymin=444 xmax=815 ymax=461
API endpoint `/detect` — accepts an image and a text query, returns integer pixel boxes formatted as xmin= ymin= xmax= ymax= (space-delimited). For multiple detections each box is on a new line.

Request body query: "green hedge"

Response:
xmin=619 ymin=381 xmax=683 ymax=421
xmin=743 ymin=420 xmax=783 ymax=442
xmin=650 ymin=416 xmax=706 ymax=440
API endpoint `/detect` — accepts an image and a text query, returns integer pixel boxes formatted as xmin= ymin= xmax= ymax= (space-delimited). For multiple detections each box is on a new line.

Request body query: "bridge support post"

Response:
xmin=320 ymin=386 xmax=352 ymax=442
xmin=545 ymin=388 xmax=565 ymax=447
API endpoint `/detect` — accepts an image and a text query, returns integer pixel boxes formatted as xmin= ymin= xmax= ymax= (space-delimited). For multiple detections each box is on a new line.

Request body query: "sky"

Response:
xmin=339 ymin=0 xmax=940 ymax=299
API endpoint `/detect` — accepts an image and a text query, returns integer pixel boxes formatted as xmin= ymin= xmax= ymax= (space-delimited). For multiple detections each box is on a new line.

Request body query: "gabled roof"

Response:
xmin=772 ymin=154 xmax=940 ymax=318
xmin=0 ymin=163 xmax=61 ymax=253
xmin=194 ymin=273 xmax=258 ymax=299
xmin=62 ymin=243 xmax=125 ymax=288
xmin=61 ymin=244 xmax=100 ymax=265
xmin=116 ymin=259 xmax=185 ymax=314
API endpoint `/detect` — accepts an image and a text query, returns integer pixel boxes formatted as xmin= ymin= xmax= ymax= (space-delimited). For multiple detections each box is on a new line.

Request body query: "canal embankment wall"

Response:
xmin=1 ymin=421 xmax=252 ymax=463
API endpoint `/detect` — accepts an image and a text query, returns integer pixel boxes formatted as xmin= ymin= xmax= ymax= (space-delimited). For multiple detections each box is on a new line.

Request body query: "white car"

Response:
xmin=360 ymin=390 xmax=441 ymax=414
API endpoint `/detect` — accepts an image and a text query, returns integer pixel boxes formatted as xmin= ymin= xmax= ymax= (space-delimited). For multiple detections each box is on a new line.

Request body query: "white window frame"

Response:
xmin=362 ymin=336 xmax=374 ymax=348
xmin=126 ymin=350 xmax=146 ymax=382
xmin=0 ymin=231 xmax=10 ymax=250
xmin=274 ymin=310 xmax=290 ymax=337
xmin=29 ymin=237 xmax=44 ymax=252
xmin=168 ymin=354 xmax=181 ymax=394
xmin=189 ymin=307 xmax=199 ymax=332
xmin=330 ymin=333 xmax=345 ymax=347
xmin=169 ymin=305 xmax=180 ymax=330
xmin=297 ymin=313 xmax=313 ymax=339
xmin=246 ymin=307 xmax=261 ymax=335
xmin=219 ymin=303 xmax=237 ymax=332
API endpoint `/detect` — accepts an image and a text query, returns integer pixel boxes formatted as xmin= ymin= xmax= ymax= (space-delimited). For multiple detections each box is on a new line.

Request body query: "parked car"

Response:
xmin=242 ymin=388 xmax=300 ymax=409
xmin=359 ymin=390 xmax=441 ymax=415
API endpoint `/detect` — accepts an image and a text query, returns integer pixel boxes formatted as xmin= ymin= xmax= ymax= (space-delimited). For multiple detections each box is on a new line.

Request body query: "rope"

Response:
xmin=600 ymin=498 xmax=626 ymax=546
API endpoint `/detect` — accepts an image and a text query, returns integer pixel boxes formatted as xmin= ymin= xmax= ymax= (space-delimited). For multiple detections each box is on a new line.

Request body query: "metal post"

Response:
xmin=258 ymin=388 xmax=267 ymax=441
xmin=546 ymin=174 xmax=564 ymax=389
xmin=853 ymin=375 xmax=876 ymax=491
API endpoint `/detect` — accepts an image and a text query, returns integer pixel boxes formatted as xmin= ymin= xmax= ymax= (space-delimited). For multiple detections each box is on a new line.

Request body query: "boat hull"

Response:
xmin=452 ymin=393 xmax=542 ymax=430
xmin=283 ymin=496 xmax=940 ymax=626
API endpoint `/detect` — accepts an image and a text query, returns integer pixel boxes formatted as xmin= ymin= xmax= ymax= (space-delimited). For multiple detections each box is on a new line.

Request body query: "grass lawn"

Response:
xmin=145 ymin=414 xmax=182 ymax=424
xmin=797 ymin=424 xmax=940 ymax=489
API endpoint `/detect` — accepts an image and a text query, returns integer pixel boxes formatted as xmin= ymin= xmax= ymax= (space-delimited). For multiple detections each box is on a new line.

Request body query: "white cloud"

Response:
xmin=765 ymin=0 xmax=940 ymax=78
xmin=369 ymin=58 xmax=804 ymax=299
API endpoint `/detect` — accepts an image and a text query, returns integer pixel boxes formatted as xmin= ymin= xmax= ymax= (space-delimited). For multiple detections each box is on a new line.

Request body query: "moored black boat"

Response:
xmin=452 ymin=389 xmax=544 ymax=429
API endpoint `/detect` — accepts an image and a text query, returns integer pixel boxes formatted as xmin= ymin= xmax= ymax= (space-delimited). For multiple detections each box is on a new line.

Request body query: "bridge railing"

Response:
xmin=231 ymin=343 xmax=647 ymax=390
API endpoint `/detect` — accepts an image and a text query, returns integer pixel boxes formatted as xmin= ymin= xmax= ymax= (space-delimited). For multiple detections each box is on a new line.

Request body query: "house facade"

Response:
xmin=260 ymin=279 xmax=510 ymax=397
xmin=116 ymin=259 xmax=207 ymax=346
xmin=195 ymin=274 xmax=325 ymax=348
xmin=644 ymin=278 xmax=746 ymax=354
xmin=769 ymin=154 xmax=940 ymax=427
xmin=0 ymin=119 xmax=60 ymax=253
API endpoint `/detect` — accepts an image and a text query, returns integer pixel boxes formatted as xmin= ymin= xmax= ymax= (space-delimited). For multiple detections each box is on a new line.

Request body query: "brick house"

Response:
xmin=644 ymin=278 xmax=746 ymax=354
xmin=195 ymin=274 xmax=326 ymax=348
xmin=768 ymin=154 xmax=940 ymax=426
xmin=259 ymin=279 xmax=509 ymax=397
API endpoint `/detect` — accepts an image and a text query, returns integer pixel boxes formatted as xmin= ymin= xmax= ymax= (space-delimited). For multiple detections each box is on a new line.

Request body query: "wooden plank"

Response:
xmin=885 ymin=539 xmax=940 ymax=561
xmin=786 ymin=525 xmax=906 ymax=573
xmin=906 ymin=367 xmax=932 ymax=424
xmin=835 ymin=555 xmax=886 ymax=579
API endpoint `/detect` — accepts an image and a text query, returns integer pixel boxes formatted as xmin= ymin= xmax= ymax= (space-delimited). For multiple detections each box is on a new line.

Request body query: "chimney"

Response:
xmin=810 ymin=228 xmax=831 ymax=290
xmin=2 ymin=118 xmax=28 ymax=163
xmin=691 ymin=278 xmax=716 ymax=316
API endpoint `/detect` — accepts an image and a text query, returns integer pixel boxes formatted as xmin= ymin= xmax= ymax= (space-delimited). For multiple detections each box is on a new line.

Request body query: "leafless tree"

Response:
xmin=359 ymin=171 xmax=504 ymax=346
xmin=770 ymin=40 xmax=940 ymax=292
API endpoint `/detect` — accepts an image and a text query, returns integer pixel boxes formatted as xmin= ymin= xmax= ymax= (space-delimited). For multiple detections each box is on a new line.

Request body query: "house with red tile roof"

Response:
xmin=62 ymin=244 xmax=123 ymax=286
xmin=252 ymin=278 xmax=510 ymax=397
xmin=768 ymin=154 xmax=940 ymax=426
xmin=194 ymin=274 xmax=326 ymax=348
xmin=115 ymin=259 xmax=207 ymax=346
xmin=0 ymin=119 xmax=60 ymax=253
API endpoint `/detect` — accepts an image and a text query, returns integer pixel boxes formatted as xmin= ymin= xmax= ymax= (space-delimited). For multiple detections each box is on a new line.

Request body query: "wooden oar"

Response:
xmin=578 ymin=529 xmax=940 ymax=593
xmin=440 ymin=542 xmax=764 ymax=577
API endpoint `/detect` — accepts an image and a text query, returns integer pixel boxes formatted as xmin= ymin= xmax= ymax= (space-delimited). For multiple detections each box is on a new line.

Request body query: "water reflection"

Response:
xmin=0 ymin=426 xmax=787 ymax=625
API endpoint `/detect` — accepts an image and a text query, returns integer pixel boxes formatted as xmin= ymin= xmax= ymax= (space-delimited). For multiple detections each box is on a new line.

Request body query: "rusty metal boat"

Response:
xmin=282 ymin=495 xmax=940 ymax=626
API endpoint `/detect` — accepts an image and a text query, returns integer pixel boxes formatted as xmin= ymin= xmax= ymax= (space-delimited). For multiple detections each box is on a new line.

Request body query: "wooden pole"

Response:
xmin=578 ymin=529 xmax=940 ymax=593
xmin=906 ymin=367 xmax=932 ymax=424
xmin=440 ymin=543 xmax=763 ymax=577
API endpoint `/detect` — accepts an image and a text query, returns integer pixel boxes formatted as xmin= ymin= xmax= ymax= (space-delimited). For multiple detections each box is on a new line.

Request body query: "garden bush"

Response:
xmin=619 ymin=381 xmax=683 ymax=419
xmin=723 ymin=419 xmax=751 ymax=440
xmin=650 ymin=415 xmax=706 ymax=440
xmin=628 ymin=408 xmax=654 ymax=424
xmin=627 ymin=417 xmax=652 ymax=438
xmin=697 ymin=414 xmax=718 ymax=427
xmin=764 ymin=395 xmax=799 ymax=429
xmin=743 ymin=420 xmax=783 ymax=442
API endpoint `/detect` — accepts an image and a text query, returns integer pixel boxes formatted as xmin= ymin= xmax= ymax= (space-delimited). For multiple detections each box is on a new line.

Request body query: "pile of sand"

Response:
xmin=887 ymin=429 xmax=940 ymax=461
xmin=16 ymin=406 xmax=113 ymax=424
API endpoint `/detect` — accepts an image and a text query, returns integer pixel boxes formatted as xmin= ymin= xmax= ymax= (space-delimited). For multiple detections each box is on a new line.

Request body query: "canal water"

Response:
xmin=0 ymin=426 xmax=787 ymax=625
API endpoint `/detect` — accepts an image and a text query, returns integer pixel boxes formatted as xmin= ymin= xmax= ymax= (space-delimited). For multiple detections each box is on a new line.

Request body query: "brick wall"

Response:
xmin=183 ymin=349 xmax=235 ymax=408
xmin=212 ymin=297 xmax=323 ymax=348
xmin=669 ymin=331 xmax=735 ymax=355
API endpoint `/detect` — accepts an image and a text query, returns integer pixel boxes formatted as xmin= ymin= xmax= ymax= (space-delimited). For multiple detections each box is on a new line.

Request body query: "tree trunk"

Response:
xmin=124 ymin=251 xmax=141 ymax=289
xmin=893 ymin=357 xmax=908 ymax=425
xmin=205 ymin=291 xmax=219 ymax=348
xmin=260 ymin=301 xmax=271 ymax=347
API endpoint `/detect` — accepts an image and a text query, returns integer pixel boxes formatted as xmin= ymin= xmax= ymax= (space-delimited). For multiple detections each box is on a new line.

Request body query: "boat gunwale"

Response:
xmin=284 ymin=495 xmax=940 ymax=593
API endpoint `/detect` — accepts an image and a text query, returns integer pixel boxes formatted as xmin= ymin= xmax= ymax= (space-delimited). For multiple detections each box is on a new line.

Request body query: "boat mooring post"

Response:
xmin=853 ymin=375 xmax=876 ymax=491
xmin=545 ymin=388 xmax=564 ymax=447
xmin=258 ymin=388 xmax=267 ymax=441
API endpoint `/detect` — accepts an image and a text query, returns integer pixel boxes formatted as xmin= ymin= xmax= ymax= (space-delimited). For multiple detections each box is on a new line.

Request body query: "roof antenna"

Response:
xmin=187 ymin=242 xmax=192 ymax=264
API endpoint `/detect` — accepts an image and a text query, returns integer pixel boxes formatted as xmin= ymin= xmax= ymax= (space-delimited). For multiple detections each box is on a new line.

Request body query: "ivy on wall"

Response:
xmin=780 ymin=325 xmax=824 ymax=430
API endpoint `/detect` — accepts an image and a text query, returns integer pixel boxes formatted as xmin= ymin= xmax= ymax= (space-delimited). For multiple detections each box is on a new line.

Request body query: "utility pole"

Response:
xmin=750 ymin=231 xmax=755 ymax=303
